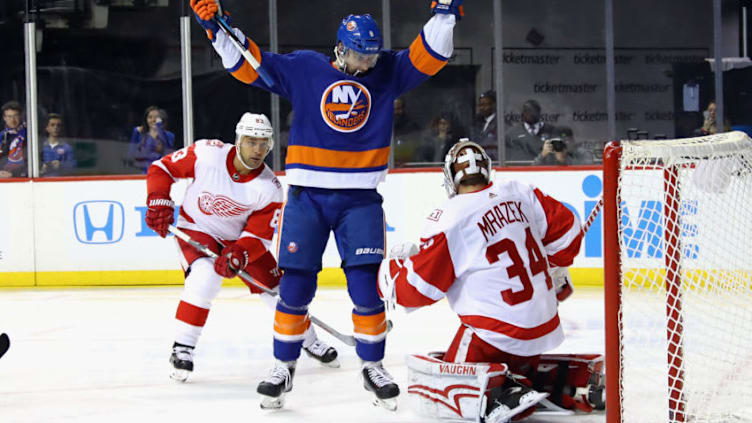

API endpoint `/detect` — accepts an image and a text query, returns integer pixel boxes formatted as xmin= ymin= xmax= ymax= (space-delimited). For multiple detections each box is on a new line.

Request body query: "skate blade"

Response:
xmin=170 ymin=369 xmax=191 ymax=382
xmin=260 ymin=394 xmax=286 ymax=410
xmin=372 ymin=397 xmax=398 ymax=411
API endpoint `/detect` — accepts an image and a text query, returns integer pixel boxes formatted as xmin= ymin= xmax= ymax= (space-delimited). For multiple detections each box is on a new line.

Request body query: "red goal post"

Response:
xmin=603 ymin=131 xmax=752 ymax=423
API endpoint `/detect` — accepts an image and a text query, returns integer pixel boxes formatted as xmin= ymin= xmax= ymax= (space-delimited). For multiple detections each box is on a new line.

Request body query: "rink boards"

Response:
xmin=0 ymin=168 xmax=606 ymax=287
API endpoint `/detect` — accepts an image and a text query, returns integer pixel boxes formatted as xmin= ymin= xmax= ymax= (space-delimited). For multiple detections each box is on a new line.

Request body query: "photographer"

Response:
xmin=533 ymin=137 xmax=568 ymax=165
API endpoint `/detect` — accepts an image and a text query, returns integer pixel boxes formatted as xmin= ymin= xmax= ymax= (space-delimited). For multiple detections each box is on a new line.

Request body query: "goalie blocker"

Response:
xmin=406 ymin=352 xmax=604 ymax=422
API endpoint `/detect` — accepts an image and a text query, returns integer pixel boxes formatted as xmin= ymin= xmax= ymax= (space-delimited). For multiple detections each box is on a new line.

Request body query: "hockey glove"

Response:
xmin=190 ymin=0 xmax=230 ymax=40
xmin=145 ymin=192 xmax=174 ymax=238
xmin=431 ymin=0 xmax=464 ymax=20
xmin=214 ymin=244 xmax=249 ymax=279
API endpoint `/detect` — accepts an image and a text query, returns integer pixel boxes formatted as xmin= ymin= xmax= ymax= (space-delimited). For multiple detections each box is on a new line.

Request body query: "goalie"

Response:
xmin=378 ymin=140 xmax=604 ymax=422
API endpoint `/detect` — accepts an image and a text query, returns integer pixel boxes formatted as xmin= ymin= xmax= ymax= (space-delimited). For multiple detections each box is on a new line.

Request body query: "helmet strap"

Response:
xmin=333 ymin=45 xmax=362 ymax=76
xmin=235 ymin=143 xmax=256 ymax=170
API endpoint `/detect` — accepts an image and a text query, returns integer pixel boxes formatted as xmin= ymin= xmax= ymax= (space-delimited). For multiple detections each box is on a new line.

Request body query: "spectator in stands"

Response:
xmin=41 ymin=113 xmax=76 ymax=177
xmin=416 ymin=112 xmax=459 ymax=163
xmin=697 ymin=101 xmax=731 ymax=136
xmin=532 ymin=126 xmax=594 ymax=166
xmin=0 ymin=100 xmax=27 ymax=178
xmin=392 ymin=97 xmax=422 ymax=167
xmin=472 ymin=90 xmax=498 ymax=160
xmin=505 ymin=99 xmax=556 ymax=163
xmin=126 ymin=106 xmax=175 ymax=174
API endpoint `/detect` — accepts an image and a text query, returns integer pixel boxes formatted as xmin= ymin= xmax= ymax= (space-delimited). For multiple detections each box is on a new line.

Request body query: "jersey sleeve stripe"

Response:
xmin=152 ymin=161 xmax=176 ymax=182
xmin=286 ymin=144 xmax=390 ymax=169
xmin=547 ymin=231 xmax=583 ymax=267
xmin=459 ymin=313 xmax=561 ymax=341
xmin=229 ymin=41 xmax=262 ymax=84
xmin=214 ymin=28 xmax=262 ymax=85
xmin=394 ymin=260 xmax=445 ymax=308
xmin=411 ymin=233 xmax=457 ymax=292
xmin=408 ymin=32 xmax=448 ymax=76
xmin=533 ymin=188 xmax=576 ymax=246
xmin=146 ymin=163 xmax=175 ymax=195
xmin=544 ymin=220 xmax=582 ymax=256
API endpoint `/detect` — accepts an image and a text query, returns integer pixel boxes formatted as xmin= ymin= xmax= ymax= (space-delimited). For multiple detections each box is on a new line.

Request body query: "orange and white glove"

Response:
xmin=190 ymin=0 xmax=230 ymax=40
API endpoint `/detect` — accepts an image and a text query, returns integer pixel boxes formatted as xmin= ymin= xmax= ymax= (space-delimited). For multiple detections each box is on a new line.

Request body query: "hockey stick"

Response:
xmin=211 ymin=5 xmax=274 ymax=87
xmin=168 ymin=225 xmax=363 ymax=346
xmin=580 ymin=196 xmax=603 ymax=235
xmin=0 ymin=333 xmax=9 ymax=359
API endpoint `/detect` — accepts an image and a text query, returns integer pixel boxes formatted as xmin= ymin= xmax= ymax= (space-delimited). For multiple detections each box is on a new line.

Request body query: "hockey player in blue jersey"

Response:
xmin=190 ymin=0 xmax=463 ymax=410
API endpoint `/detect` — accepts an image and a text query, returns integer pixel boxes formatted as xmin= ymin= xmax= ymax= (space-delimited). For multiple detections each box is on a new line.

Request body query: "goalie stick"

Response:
xmin=580 ymin=196 xmax=603 ymax=235
xmin=211 ymin=4 xmax=274 ymax=87
xmin=168 ymin=225 xmax=392 ymax=347
xmin=0 ymin=333 xmax=9 ymax=359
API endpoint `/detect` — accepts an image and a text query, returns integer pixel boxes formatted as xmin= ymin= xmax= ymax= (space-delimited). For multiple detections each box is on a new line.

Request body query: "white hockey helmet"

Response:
xmin=235 ymin=112 xmax=274 ymax=169
xmin=442 ymin=138 xmax=492 ymax=198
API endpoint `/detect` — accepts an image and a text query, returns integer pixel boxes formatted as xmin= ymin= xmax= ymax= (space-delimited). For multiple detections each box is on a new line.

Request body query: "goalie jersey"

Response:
xmin=209 ymin=15 xmax=455 ymax=189
xmin=147 ymin=140 xmax=283 ymax=251
xmin=386 ymin=181 xmax=583 ymax=356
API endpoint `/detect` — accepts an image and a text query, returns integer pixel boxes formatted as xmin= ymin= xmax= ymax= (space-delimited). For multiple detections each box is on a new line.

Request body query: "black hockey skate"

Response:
xmin=361 ymin=361 xmax=400 ymax=411
xmin=483 ymin=383 xmax=548 ymax=423
xmin=169 ymin=342 xmax=194 ymax=382
xmin=257 ymin=361 xmax=296 ymax=410
xmin=303 ymin=339 xmax=340 ymax=368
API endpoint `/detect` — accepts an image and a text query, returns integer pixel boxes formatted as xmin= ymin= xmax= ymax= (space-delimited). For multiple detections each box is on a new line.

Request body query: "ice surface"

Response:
xmin=0 ymin=287 xmax=606 ymax=423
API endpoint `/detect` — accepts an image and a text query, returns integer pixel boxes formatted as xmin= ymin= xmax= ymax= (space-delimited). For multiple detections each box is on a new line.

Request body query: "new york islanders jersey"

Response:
xmin=0 ymin=125 xmax=26 ymax=164
xmin=210 ymin=14 xmax=456 ymax=189
xmin=147 ymin=140 xmax=283 ymax=254
xmin=385 ymin=181 xmax=583 ymax=356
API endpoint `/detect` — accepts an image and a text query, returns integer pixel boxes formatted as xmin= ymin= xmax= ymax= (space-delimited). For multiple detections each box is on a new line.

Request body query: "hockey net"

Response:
xmin=603 ymin=131 xmax=752 ymax=423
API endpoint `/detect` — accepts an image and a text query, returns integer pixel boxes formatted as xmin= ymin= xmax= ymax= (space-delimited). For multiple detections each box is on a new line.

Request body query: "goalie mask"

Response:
xmin=442 ymin=139 xmax=492 ymax=198
xmin=235 ymin=112 xmax=273 ymax=170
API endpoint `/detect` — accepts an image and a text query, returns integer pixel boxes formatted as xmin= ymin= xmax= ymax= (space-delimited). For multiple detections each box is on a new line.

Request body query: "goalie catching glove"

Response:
xmin=214 ymin=243 xmax=249 ymax=279
xmin=190 ymin=0 xmax=230 ymax=40
xmin=431 ymin=0 xmax=464 ymax=20
xmin=145 ymin=192 xmax=174 ymax=238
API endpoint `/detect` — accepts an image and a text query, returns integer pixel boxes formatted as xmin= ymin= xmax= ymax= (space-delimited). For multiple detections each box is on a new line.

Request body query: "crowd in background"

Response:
xmin=0 ymin=101 xmax=175 ymax=178
xmin=0 ymin=92 xmax=740 ymax=178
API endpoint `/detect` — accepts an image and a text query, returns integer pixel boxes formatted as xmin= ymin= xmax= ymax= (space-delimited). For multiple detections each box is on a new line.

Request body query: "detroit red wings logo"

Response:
xmin=197 ymin=192 xmax=251 ymax=217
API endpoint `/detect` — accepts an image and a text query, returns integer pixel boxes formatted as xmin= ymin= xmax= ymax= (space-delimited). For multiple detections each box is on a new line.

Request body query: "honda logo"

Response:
xmin=73 ymin=201 xmax=125 ymax=244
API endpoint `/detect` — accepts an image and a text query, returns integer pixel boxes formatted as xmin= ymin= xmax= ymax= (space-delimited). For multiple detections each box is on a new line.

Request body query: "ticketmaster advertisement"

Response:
xmin=0 ymin=169 xmax=606 ymax=287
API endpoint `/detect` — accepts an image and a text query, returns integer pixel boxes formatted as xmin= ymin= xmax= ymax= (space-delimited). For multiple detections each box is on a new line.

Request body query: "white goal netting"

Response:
xmin=614 ymin=131 xmax=752 ymax=423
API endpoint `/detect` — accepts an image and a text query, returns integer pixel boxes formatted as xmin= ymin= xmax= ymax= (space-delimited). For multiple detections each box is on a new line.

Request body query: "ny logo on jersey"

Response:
xmin=320 ymin=80 xmax=371 ymax=133
xmin=197 ymin=192 xmax=251 ymax=217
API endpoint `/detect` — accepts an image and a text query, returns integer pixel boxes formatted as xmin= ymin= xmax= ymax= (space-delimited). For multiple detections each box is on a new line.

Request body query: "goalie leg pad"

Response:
xmin=406 ymin=353 xmax=508 ymax=421
xmin=531 ymin=354 xmax=605 ymax=412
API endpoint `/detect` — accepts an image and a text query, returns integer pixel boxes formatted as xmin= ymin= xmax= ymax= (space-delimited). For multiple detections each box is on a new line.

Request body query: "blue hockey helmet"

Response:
xmin=336 ymin=14 xmax=383 ymax=55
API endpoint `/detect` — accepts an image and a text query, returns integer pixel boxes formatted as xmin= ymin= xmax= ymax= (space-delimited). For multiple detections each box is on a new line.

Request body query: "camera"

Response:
xmin=550 ymin=138 xmax=566 ymax=152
